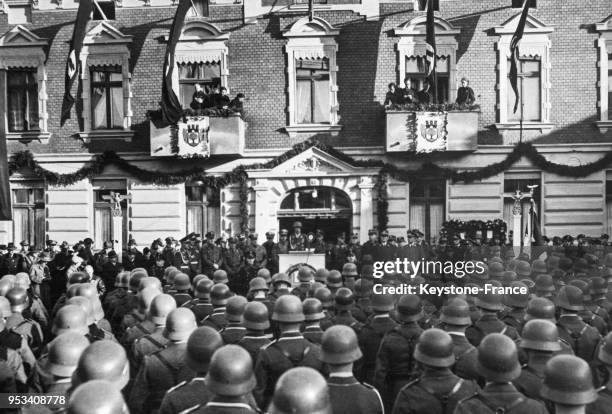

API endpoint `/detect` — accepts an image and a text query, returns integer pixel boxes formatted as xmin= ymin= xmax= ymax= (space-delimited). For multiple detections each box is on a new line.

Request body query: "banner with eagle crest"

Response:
xmin=414 ymin=111 xmax=447 ymax=153
xmin=177 ymin=116 xmax=210 ymax=157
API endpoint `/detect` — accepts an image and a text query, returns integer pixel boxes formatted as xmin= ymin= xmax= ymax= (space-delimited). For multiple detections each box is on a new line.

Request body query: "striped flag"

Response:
xmin=161 ymin=0 xmax=208 ymax=126
xmin=60 ymin=0 xmax=93 ymax=125
xmin=425 ymin=0 xmax=437 ymax=103
xmin=509 ymin=0 xmax=530 ymax=114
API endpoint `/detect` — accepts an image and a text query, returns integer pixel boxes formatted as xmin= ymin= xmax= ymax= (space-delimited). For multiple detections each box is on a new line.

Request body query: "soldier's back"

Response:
xmin=220 ymin=325 xmax=247 ymax=344
xmin=450 ymin=333 xmax=480 ymax=382
xmin=587 ymin=387 xmax=612 ymax=414
xmin=328 ymin=375 xmax=383 ymax=414
xmin=557 ymin=316 xmax=601 ymax=360
xmin=302 ymin=326 xmax=323 ymax=344
xmin=159 ymin=378 xmax=212 ymax=414
xmin=183 ymin=299 xmax=214 ymax=322
xmin=454 ymin=383 xmax=548 ymax=414
xmin=237 ymin=335 xmax=271 ymax=364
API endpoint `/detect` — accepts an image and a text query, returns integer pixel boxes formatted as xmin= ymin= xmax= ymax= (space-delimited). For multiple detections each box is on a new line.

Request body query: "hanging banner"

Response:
xmin=178 ymin=116 xmax=210 ymax=157
xmin=415 ymin=111 xmax=447 ymax=153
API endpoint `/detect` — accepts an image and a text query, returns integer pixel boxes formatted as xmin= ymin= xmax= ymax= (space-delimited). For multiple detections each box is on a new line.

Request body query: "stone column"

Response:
xmin=359 ymin=176 xmax=375 ymax=244
xmin=111 ymin=211 xmax=123 ymax=262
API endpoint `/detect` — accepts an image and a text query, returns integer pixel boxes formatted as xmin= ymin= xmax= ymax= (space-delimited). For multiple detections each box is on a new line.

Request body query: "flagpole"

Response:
xmin=519 ymin=84 xmax=523 ymax=143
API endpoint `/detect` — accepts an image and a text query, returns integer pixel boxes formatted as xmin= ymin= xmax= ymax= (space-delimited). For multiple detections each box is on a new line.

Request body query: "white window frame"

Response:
xmin=596 ymin=16 xmax=612 ymax=133
xmin=0 ymin=25 xmax=49 ymax=142
xmin=284 ymin=17 xmax=341 ymax=138
xmin=494 ymin=13 xmax=554 ymax=133
xmin=79 ymin=21 xmax=133 ymax=142
xmin=394 ymin=15 xmax=460 ymax=103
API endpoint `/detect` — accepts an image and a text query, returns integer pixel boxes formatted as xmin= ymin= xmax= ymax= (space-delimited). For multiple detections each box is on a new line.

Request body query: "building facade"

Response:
xmin=0 ymin=0 xmax=611 ymax=249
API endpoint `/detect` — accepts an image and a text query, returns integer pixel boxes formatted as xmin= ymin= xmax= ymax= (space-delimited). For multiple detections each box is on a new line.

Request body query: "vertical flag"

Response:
xmin=424 ymin=0 xmax=437 ymax=103
xmin=161 ymin=0 xmax=208 ymax=126
xmin=509 ymin=0 xmax=530 ymax=114
xmin=60 ymin=0 xmax=93 ymax=125
xmin=308 ymin=0 xmax=314 ymax=22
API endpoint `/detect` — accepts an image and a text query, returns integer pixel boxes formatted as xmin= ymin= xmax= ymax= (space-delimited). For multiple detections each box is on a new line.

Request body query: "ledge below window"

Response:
xmin=596 ymin=121 xmax=612 ymax=134
xmin=285 ymin=124 xmax=343 ymax=138
xmin=77 ymin=130 xmax=134 ymax=144
xmin=6 ymin=131 xmax=52 ymax=144
xmin=494 ymin=122 xmax=554 ymax=133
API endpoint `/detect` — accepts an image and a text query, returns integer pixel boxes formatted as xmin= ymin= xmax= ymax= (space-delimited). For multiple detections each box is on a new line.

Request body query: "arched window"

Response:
xmin=279 ymin=187 xmax=351 ymax=216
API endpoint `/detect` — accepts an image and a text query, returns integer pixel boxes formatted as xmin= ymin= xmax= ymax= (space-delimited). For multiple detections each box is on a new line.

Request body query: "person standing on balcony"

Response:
xmin=384 ymin=83 xmax=399 ymax=109
xmin=217 ymin=87 xmax=231 ymax=109
xmin=397 ymin=78 xmax=417 ymax=105
xmin=230 ymin=93 xmax=245 ymax=113
xmin=190 ymin=83 xmax=208 ymax=113
xmin=456 ymin=77 xmax=475 ymax=106
xmin=417 ymin=79 xmax=433 ymax=105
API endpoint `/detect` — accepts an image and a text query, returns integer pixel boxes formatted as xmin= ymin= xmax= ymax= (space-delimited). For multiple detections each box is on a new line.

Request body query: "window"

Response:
xmin=90 ymin=66 xmax=124 ymax=129
xmin=279 ymin=187 xmax=351 ymax=211
xmin=416 ymin=0 xmax=439 ymax=11
xmin=7 ymin=69 xmax=39 ymax=132
xmin=187 ymin=0 xmax=209 ymax=17
xmin=186 ymin=185 xmax=220 ymax=237
xmin=178 ymin=62 xmax=221 ymax=109
xmin=507 ymin=58 xmax=541 ymax=121
xmin=596 ymin=18 xmax=612 ymax=132
xmin=12 ymin=186 xmax=45 ymax=250
xmin=296 ymin=59 xmax=330 ymax=124
xmin=405 ymin=55 xmax=450 ymax=103
xmin=410 ymin=180 xmax=445 ymax=242
xmin=93 ymin=1 xmax=116 ymax=20
xmin=512 ymin=0 xmax=536 ymax=8
xmin=93 ymin=181 xmax=128 ymax=250
xmin=8 ymin=5 xmax=32 ymax=24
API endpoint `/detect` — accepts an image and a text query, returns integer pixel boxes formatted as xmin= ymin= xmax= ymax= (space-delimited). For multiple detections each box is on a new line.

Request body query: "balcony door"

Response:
xmin=409 ymin=180 xmax=446 ymax=242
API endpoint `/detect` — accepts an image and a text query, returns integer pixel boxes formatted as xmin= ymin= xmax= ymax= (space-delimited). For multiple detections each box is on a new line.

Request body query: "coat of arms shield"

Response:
xmin=415 ymin=112 xmax=448 ymax=153
xmin=177 ymin=116 xmax=210 ymax=157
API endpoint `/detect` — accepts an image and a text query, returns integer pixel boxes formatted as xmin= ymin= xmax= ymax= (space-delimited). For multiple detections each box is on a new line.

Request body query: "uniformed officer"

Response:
xmin=268 ymin=367 xmax=331 ymax=414
xmin=220 ymin=295 xmax=247 ymax=344
xmin=201 ymin=284 xmax=231 ymax=330
xmin=183 ymin=278 xmax=215 ymax=322
xmin=122 ymin=287 xmax=161 ymax=349
xmin=289 ymin=222 xmax=307 ymax=251
xmin=556 ymin=285 xmax=601 ymax=361
xmin=361 ymin=229 xmax=379 ymax=261
xmin=103 ymin=270 xmax=130 ymax=314
xmin=317 ymin=325 xmax=383 ymax=413
xmin=514 ymin=319 xmax=562 ymax=406
xmin=466 ymin=290 xmax=518 ymax=346
xmin=254 ymin=294 xmax=323 ymax=408
xmin=392 ymin=328 xmax=480 ymax=414
xmin=159 ymin=327 xmax=224 ymax=414
xmin=67 ymin=380 xmax=129 ymax=414
xmin=182 ymin=345 xmax=259 ymax=414
xmin=357 ymin=293 xmax=397 ymax=384
xmin=542 ymin=355 xmax=597 ymax=414
xmin=201 ymin=232 xmax=223 ymax=277
xmin=262 ymin=232 xmax=278 ymax=274
xmin=277 ymin=229 xmax=290 ymax=255
xmin=171 ymin=273 xmax=192 ymax=307
xmin=302 ymin=298 xmax=325 ymax=344
xmin=237 ymin=301 xmax=271 ymax=364
xmin=5 ymin=288 xmax=43 ymax=356
xmin=331 ymin=233 xmax=348 ymax=271
xmin=374 ymin=294 xmax=423 ymax=409
xmin=439 ymin=297 xmax=480 ymax=382
xmin=129 ymin=308 xmax=197 ymax=414
xmin=454 ymin=334 xmax=548 ymax=414
xmin=571 ymin=279 xmax=608 ymax=335
xmin=310 ymin=230 xmax=326 ymax=254
xmin=290 ymin=267 xmax=312 ymax=301
xmin=330 ymin=287 xmax=363 ymax=332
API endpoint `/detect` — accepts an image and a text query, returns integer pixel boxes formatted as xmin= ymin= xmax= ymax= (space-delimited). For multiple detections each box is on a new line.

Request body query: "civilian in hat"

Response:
xmin=223 ymin=237 xmax=244 ymax=285
xmin=262 ymin=232 xmax=278 ymax=275
xmin=101 ymin=251 xmax=122 ymax=290
xmin=289 ymin=221 xmax=307 ymax=252
xmin=201 ymin=232 xmax=223 ymax=277
xmin=236 ymin=251 xmax=259 ymax=296
xmin=244 ymin=234 xmax=267 ymax=270
xmin=2 ymin=243 xmax=26 ymax=276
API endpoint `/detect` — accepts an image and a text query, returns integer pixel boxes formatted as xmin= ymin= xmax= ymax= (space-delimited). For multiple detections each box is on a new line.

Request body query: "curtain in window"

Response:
xmin=187 ymin=205 xmax=203 ymax=235
xmin=409 ymin=201 xmax=426 ymax=235
xmin=34 ymin=207 xmax=45 ymax=249
xmin=296 ymin=79 xmax=312 ymax=124
xmin=430 ymin=201 xmax=444 ymax=241
xmin=313 ymin=78 xmax=330 ymax=123
xmin=13 ymin=208 xmax=29 ymax=245
xmin=111 ymin=86 xmax=124 ymax=128
xmin=92 ymin=83 xmax=107 ymax=129
xmin=607 ymin=200 xmax=612 ymax=237
xmin=94 ymin=208 xmax=111 ymax=250
xmin=7 ymin=72 xmax=26 ymax=132
xmin=27 ymin=72 xmax=39 ymax=129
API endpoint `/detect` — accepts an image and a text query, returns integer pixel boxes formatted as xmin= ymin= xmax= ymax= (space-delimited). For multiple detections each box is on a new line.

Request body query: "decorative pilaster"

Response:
xmin=359 ymin=176 xmax=375 ymax=244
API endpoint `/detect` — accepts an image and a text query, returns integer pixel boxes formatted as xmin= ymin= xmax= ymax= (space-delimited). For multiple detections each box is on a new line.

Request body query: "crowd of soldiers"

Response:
xmin=1 ymin=225 xmax=612 ymax=413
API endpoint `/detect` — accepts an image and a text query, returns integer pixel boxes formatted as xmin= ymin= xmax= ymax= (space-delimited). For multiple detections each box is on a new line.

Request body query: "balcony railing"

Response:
xmin=150 ymin=112 xmax=245 ymax=157
xmin=386 ymin=108 xmax=479 ymax=153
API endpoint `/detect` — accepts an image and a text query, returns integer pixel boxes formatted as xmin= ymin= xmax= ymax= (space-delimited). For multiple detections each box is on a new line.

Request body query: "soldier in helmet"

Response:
xmin=570 ymin=279 xmax=608 ymax=335
xmin=357 ymin=293 xmax=397 ymax=384
xmin=67 ymin=380 xmax=129 ymax=414
xmin=159 ymin=327 xmax=224 ymax=414
xmin=291 ymin=266 xmax=313 ymax=301
xmin=71 ymin=340 xmax=130 ymax=393
xmin=502 ymin=281 xmax=531 ymax=334
xmin=269 ymin=273 xmax=292 ymax=303
xmin=392 ymin=328 xmax=480 ymax=414
xmin=254 ymin=295 xmax=323 ymax=408
xmin=466 ymin=290 xmax=518 ymax=346
xmin=121 ymin=287 xmax=160 ymax=348
xmin=268 ymin=367 xmax=331 ymax=414
xmin=319 ymin=325 xmax=383 ymax=414
xmin=331 ymin=287 xmax=363 ymax=332
xmin=302 ymin=298 xmax=325 ymax=344
xmin=129 ymin=308 xmax=197 ymax=414
xmin=201 ymin=284 xmax=231 ymax=330
xmin=170 ymin=272 xmax=192 ymax=307
xmin=5 ymin=287 xmax=43 ymax=357
xmin=439 ymin=297 xmax=480 ymax=382
xmin=542 ymin=355 xmax=597 ymax=414
xmin=374 ymin=294 xmax=423 ymax=409
xmin=201 ymin=232 xmax=223 ymax=277
xmin=314 ymin=287 xmax=335 ymax=331
xmin=183 ymin=278 xmax=214 ymax=322
xmin=220 ymin=296 xmax=247 ymax=344
xmin=556 ymin=285 xmax=601 ymax=361
xmin=353 ymin=278 xmax=373 ymax=323
xmin=182 ymin=345 xmax=259 ymax=414
xmin=289 ymin=222 xmax=307 ymax=251
xmin=589 ymin=332 xmax=612 ymax=413
xmin=326 ymin=270 xmax=343 ymax=297
xmin=454 ymin=334 xmax=548 ymax=414
xmin=237 ymin=301 xmax=272 ymax=364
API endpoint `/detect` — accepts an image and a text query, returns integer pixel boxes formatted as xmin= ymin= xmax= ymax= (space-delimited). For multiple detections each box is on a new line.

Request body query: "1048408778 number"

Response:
xmin=1 ymin=394 xmax=67 ymax=408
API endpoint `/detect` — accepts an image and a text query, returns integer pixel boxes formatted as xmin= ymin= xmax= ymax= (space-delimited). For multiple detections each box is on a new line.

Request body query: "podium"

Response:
xmin=278 ymin=252 xmax=326 ymax=286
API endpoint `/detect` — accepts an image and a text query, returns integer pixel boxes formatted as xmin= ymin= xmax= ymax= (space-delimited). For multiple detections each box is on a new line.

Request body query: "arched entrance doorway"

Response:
xmin=277 ymin=186 xmax=352 ymax=242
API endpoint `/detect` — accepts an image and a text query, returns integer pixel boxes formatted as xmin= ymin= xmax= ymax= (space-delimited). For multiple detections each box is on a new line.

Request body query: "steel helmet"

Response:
xmin=75 ymin=284 xmax=104 ymax=322
xmin=440 ymin=297 xmax=471 ymax=326
xmin=14 ymin=273 xmax=30 ymax=290
xmin=129 ymin=271 xmax=148 ymax=293
xmin=205 ymin=345 xmax=256 ymax=396
xmin=314 ymin=268 xmax=329 ymax=284
xmin=590 ymin=277 xmax=608 ymax=294
xmin=257 ymin=268 xmax=272 ymax=284
xmin=163 ymin=308 xmax=197 ymax=341
xmin=371 ymin=293 xmax=394 ymax=312
xmin=326 ymin=270 xmax=342 ymax=288
xmin=138 ymin=277 xmax=162 ymax=292
xmin=314 ymin=287 xmax=333 ymax=308
xmin=320 ymin=325 xmax=362 ymax=364
xmin=210 ymin=283 xmax=231 ymax=307
xmin=248 ymin=277 xmax=268 ymax=293
xmin=272 ymin=273 xmax=291 ymax=287
xmin=67 ymin=380 xmax=128 ymax=414
xmin=505 ymin=281 xmax=530 ymax=308
xmin=68 ymin=272 xmax=89 ymax=287
xmin=334 ymin=287 xmax=354 ymax=311
xmin=396 ymin=294 xmax=423 ymax=322
xmin=167 ymin=269 xmax=182 ymax=286
xmin=525 ymin=297 xmax=556 ymax=323
xmin=269 ymin=367 xmax=331 ymax=414
xmin=242 ymin=301 xmax=270 ymax=330
xmin=556 ymin=285 xmax=584 ymax=311
xmin=535 ymin=274 xmax=555 ymax=293
xmin=272 ymin=295 xmax=305 ymax=323
xmin=520 ymin=319 xmax=562 ymax=352
xmin=0 ymin=297 xmax=11 ymax=318
xmin=163 ymin=266 xmax=178 ymax=282
xmin=115 ymin=271 xmax=130 ymax=288
xmin=73 ymin=340 xmax=129 ymax=389
xmin=477 ymin=333 xmax=521 ymax=382
xmin=192 ymin=274 xmax=209 ymax=288
xmin=342 ymin=263 xmax=358 ymax=277
xmin=66 ymin=296 xmax=95 ymax=326
xmin=532 ymin=259 xmax=548 ymax=275
xmin=0 ymin=279 xmax=12 ymax=296
xmin=515 ymin=260 xmax=531 ymax=278
xmin=53 ymin=304 xmax=89 ymax=336
xmin=44 ymin=332 xmax=90 ymax=377
xmin=308 ymin=282 xmax=324 ymax=298
xmin=475 ymin=291 xmax=504 ymax=311
xmin=414 ymin=328 xmax=455 ymax=368
xmin=298 ymin=267 xmax=314 ymax=283
xmin=541 ymin=355 xmax=597 ymax=405
xmin=303 ymin=298 xmax=325 ymax=322
xmin=195 ymin=279 xmax=214 ymax=299
xmin=489 ymin=261 xmax=505 ymax=279
xmin=185 ymin=326 xmax=223 ymax=373
xmin=213 ymin=269 xmax=229 ymax=284
xmin=138 ymin=287 xmax=161 ymax=313
xmin=149 ymin=294 xmax=178 ymax=325
xmin=173 ymin=273 xmax=192 ymax=292
xmin=6 ymin=287 xmax=28 ymax=313
xmin=226 ymin=295 xmax=248 ymax=323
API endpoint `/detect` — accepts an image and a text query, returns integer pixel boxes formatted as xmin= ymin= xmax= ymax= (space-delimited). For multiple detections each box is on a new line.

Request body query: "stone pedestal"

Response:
xmin=112 ymin=212 xmax=123 ymax=262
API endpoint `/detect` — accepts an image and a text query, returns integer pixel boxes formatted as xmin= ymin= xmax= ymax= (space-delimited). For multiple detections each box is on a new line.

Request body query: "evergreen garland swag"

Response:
xmin=9 ymin=140 xmax=612 ymax=232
